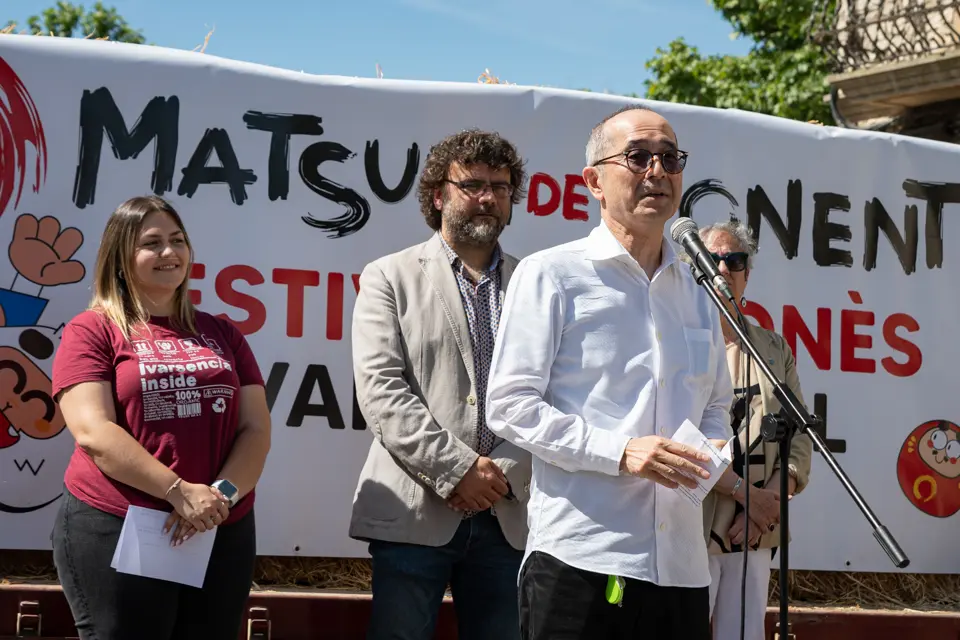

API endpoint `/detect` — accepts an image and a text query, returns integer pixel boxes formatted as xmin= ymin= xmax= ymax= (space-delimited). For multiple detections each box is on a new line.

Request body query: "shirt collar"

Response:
xmin=583 ymin=218 xmax=680 ymax=272
xmin=437 ymin=232 xmax=502 ymax=274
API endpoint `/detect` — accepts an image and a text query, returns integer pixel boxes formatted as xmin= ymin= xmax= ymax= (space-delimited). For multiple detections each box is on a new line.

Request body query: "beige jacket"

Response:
xmin=348 ymin=233 xmax=531 ymax=550
xmin=702 ymin=323 xmax=813 ymax=553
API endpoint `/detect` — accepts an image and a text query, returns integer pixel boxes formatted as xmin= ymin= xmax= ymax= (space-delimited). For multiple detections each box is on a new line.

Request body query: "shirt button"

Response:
xmin=656 ymin=331 xmax=662 ymax=341
xmin=659 ymin=379 xmax=665 ymax=388
xmin=659 ymin=522 xmax=667 ymax=532
xmin=466 ymin=394 xmax=477 ymax=405
xmin=660 ymin=427 xmax=666 ymax=435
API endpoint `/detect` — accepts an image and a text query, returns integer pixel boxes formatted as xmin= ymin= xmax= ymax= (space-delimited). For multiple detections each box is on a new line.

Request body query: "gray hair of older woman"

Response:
xmin=676 ymin=217 xmax=758 ymax=271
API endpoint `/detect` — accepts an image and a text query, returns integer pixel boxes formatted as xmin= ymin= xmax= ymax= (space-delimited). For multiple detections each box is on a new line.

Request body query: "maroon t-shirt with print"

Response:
xmin=52 ymin=309 xmax=264 ymax=525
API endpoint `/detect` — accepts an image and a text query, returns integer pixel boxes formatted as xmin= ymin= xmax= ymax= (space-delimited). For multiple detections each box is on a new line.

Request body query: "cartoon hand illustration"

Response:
xmin=8 ymin=214 xmax=85 ymax=287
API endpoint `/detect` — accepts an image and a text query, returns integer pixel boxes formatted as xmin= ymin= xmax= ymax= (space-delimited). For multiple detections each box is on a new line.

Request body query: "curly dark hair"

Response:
xmin=416 ymin=129 xmax=528 ymax=231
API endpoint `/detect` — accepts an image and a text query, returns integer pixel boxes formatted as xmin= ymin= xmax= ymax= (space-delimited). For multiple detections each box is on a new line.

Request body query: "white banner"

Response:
xmin=0 ymin=35 xmax=958 ymax=575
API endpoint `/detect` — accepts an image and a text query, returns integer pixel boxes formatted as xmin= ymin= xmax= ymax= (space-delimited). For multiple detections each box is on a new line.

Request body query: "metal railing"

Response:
xmin=810 ymin=0 xmax=960 ymax=72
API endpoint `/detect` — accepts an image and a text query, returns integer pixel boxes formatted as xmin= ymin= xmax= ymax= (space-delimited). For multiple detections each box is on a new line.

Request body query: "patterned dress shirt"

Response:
xmin=439 ymin=234 xmax=503 ymax=458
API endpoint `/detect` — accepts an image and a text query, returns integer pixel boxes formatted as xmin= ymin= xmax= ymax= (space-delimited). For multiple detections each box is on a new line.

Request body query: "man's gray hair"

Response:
xmin=585 ymin=104 xmax=654 ymax=167
xmin=698 ymin=217 xmax=758 ymax=270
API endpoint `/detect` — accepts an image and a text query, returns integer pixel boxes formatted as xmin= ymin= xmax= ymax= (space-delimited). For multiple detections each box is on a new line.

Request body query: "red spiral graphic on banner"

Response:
xmin=0 ymin=57 xmax=47 ymax=217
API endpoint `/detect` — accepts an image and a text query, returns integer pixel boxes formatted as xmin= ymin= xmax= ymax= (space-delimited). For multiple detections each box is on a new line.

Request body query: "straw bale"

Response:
xmin=2 ymin=550 xmax=957 ymax=613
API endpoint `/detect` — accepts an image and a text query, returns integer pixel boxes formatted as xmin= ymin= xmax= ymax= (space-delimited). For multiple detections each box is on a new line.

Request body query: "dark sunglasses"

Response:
xmin=709 ymin=252 xmax=748 ymax=272
xmin=592 ymin=148 xmax=688 ymax=175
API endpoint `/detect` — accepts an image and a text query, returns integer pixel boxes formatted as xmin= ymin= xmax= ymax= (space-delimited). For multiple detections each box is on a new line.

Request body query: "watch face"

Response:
xmin=215 ymin=480 xmax=238 ymax=499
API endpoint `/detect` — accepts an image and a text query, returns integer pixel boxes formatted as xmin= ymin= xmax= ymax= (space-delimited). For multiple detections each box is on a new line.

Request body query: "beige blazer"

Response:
xmin=702 ymin=323 xmax=814 ymax=552
xmin=349 ymin=233 xmax=531 ymax=550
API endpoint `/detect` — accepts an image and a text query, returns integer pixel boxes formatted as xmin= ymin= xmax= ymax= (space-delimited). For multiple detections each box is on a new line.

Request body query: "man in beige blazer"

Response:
xmin=350 ymin=129 xmax=531 ymax=640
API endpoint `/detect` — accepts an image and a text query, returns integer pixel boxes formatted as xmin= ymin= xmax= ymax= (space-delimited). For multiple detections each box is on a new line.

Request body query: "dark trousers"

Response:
xmin=518 ymin=551 xmax=710 ymax=640
xmin=52 ymin=489 xmax=256 ymax=640
xmin=366 ymin=510 xmax=523 ymax=640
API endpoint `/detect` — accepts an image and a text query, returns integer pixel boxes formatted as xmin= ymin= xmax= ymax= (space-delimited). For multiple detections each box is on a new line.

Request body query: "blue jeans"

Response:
xmin=366 ymin=510 xmax=523 ymax=640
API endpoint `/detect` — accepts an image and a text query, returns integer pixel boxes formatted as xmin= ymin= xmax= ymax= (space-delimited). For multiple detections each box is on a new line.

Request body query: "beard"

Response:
xmin=442 ymin=201 xmax=506 ymax=246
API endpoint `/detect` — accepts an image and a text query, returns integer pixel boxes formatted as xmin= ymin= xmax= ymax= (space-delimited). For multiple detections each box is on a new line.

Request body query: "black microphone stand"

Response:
xmin=688 ymin=261 xmax=910 ymax=639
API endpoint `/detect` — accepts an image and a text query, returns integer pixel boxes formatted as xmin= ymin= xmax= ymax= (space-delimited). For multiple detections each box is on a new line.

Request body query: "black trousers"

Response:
xmin=518 ymin=551 xmax=710 ymax=640
xmin=52 ymin=489 xmax=256 ymax=640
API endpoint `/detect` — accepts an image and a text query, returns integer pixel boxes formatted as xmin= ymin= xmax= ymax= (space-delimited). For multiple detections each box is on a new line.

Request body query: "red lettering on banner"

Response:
xmin=526 ymin=172 xmax=591 ymax=220
xmin=190 ymin=264 xmax=361 ymax=339
xmin=327 ymin=272 xmax=345 ymax=340
xmin=783 ymin=305 xmax=831 ymax=370
xmin=840 ymin=290 xmax=875 ymax=373
xmin=741 ymin=300 xmax=774 ymax=332
xmin=214 ymin=265 xmax=267 ymax=334
xmin=562 ymin=175 xmax=589 ymax=221
xmin=882 ymin=313 xmax=922 ymax=377
xmin=527 ymin=173 xmax=561 ymax=217
xmin=273 ymin=269 xmax=320 ymax=338
xmin=189 ymin=263 xmax=205 ymax=305
xmin=732 ymin=295 xmax=921 ymax=378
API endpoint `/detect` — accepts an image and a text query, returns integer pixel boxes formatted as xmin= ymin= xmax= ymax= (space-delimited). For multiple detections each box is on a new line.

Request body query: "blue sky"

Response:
xmin=6 ymin=0 xmax=753 ymax=96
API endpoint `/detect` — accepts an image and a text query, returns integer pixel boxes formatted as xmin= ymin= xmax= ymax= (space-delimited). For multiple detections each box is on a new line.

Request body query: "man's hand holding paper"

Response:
xmin=667 ymin=419 xmax=733 ymax=507
xmin=619 ymin=433 xmax=713 ymax=489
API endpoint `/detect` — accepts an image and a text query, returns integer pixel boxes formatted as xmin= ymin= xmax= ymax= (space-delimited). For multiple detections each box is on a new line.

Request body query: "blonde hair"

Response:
xmin=89 ymin=195 xmax=197 ymax=339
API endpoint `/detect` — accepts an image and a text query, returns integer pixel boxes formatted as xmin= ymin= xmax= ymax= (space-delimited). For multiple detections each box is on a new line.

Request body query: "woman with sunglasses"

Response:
xmin=692 ymin=219 xmax=814 ymax=640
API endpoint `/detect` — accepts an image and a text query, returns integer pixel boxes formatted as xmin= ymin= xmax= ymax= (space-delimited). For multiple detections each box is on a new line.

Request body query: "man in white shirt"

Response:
xmin=486 ymin=105 xmax=734 ymax=639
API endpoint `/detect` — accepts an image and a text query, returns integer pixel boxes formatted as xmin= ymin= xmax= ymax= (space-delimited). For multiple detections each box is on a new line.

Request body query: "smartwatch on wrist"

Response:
xmin=211 ymin=479 xmax=239 ymax=507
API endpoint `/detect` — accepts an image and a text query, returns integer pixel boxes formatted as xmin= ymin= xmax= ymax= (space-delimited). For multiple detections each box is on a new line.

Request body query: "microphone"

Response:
xmin=669 ymin=217 xmax=735 ymax=304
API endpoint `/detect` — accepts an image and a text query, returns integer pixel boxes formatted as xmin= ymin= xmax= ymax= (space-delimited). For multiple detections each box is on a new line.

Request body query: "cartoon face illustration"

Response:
xmin=896 ymin=419 xmax=960 ymax=518
xmin=918 ymin=425 xmax=960 ymax=478
xmin=0 ymin=324 xmax=73 ymax=513
xmin=0 ymin=213 xmax=85 ymax=513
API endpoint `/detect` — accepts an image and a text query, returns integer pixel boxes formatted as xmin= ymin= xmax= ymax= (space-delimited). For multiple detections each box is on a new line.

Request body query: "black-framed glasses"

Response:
xmin=710 ymin=251 xmax=749 ymax=272
xmin=444 ymin=179 xmax=515 ymax=198
xmin=592 ymin=148 xmax=688 ymax=174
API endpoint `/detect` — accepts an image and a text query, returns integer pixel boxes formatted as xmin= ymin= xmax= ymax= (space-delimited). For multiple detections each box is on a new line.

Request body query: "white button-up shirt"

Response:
xmin=486 ymin=219 xmax=734 ymax=588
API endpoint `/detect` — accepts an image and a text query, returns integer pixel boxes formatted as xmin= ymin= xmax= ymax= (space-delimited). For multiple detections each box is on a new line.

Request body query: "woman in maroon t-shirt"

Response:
xmin=50 ymin=195 xmax=272 ymax=640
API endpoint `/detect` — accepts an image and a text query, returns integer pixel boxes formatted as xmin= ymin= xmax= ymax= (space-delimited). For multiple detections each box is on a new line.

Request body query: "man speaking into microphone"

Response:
xmin=486 ymin=105 xmax=733 ymax=640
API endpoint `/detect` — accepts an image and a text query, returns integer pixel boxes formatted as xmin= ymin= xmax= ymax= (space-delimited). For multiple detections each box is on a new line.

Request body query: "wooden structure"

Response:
xmin=2 ymin=583 xmax=960 ymax=639
xmin=810 ymin=0 xmax=960 ymax=141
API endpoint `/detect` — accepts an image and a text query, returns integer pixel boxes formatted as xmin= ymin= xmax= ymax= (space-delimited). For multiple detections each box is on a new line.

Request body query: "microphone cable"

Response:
xmin=731 ymin=301 xmax=752 ymax=640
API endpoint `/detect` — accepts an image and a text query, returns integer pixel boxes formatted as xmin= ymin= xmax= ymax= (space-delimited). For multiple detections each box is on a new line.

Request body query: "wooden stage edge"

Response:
xmin=2 ymin=582 xmax=959 ymax=639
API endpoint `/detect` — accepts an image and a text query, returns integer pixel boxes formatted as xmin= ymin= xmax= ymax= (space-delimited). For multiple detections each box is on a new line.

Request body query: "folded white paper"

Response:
xmin=670 ymin=419 xmax=732 ymax=507
xmin=110 ymin=506 xmax=217 ymax=588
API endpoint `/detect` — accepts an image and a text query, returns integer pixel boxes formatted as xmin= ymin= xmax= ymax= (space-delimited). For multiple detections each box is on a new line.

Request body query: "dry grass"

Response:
xmin=192 ymin=27 xmax=214 ymax=54
xmin=773 ymin=570 xmax=960 ymax=612
xmin=1 ymin=550 xmax=957 ymax=613
xmin=0 ymin=32 xmax=511 ymax=84
xmin=253 ymin=556 xmax=373 ymax=591
xmin=1 ymin=24 xmax=216 ymax=52
xmin=478 ymin=69 xmax=514 ymax=85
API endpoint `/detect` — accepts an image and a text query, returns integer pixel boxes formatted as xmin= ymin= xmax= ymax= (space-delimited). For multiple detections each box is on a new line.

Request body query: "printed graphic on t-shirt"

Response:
xmin=179 ymin=338 xmax=202 ymax=351
xmin=136 ymin=338 xmax=235 ymax=422
xmin=201 ymin=334 xmax=223 ymax=355
xmin=133 ymin=340 xmax=154 ymax=355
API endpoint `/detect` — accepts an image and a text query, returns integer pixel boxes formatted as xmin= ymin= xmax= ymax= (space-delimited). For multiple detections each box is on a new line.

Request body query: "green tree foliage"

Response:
xmin=8 ymin=1 xmax=145 ymax=43
xmin=643 ymin=0 xmax=835 ymax=124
